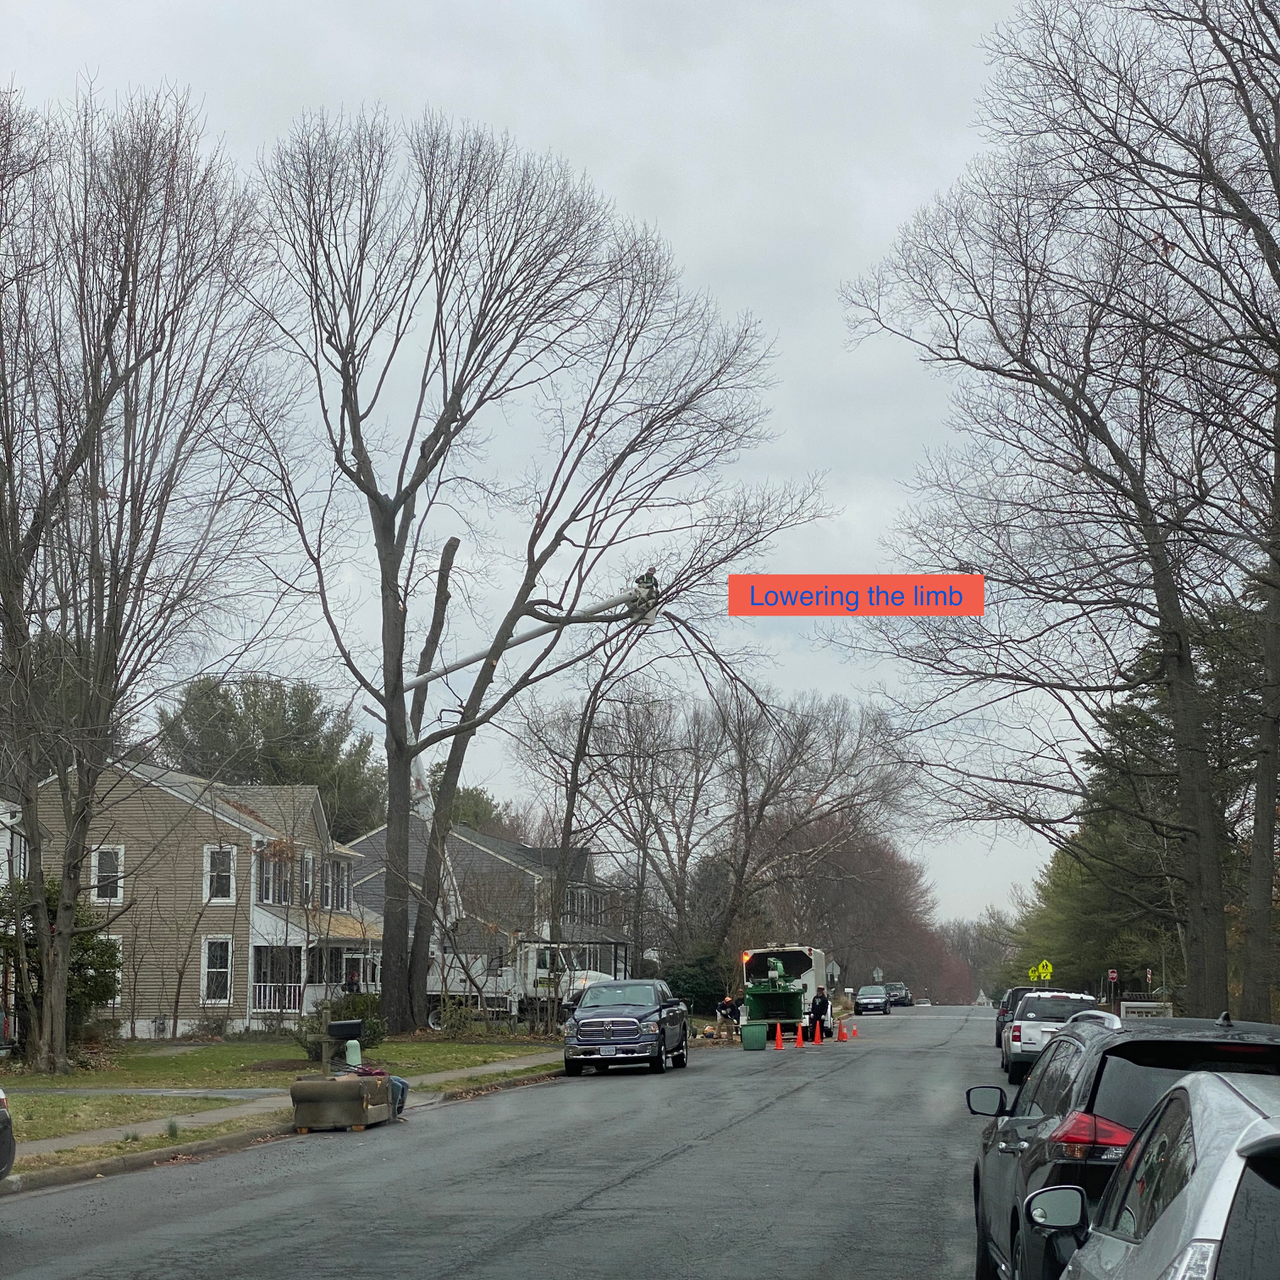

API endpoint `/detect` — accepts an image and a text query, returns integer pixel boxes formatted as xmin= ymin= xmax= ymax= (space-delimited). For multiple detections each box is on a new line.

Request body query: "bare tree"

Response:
xmin=258 ymin=108 xmax=815 ymax=1029
xmin=0 ymin=89 xmax=275 ymax=1070
xmin=841 ymin=120 xmax=1250 ymax=1015
xmin=975 ymin=0 xmax=1280 ymax=1019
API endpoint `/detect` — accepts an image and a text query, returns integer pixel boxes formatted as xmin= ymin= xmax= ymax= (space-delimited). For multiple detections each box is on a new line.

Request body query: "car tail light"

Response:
xmin=1048 ymin=1110 xmax=1134 ymax=1161
xmin=1011 ymin=1024 xmax=1021 ymax=1042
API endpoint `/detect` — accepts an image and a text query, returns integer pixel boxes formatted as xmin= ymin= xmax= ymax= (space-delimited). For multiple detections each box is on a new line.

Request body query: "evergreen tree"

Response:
xmin=157 ymin=677 xmax=386 ymax=844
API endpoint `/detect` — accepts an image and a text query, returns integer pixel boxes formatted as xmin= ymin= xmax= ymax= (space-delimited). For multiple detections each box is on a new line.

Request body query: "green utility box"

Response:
xmin=740 ymin=1022 xmax=768 ymax=1051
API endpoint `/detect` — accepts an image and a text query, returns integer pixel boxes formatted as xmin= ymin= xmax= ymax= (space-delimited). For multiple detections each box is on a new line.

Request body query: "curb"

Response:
xmin=0 ymin=1068 xmax=564 ymax=1198
xmin=432 ymin=1067 xmax=562 ymax=1103
xmin=0 ymin=1121 xmax=296 ymax=1198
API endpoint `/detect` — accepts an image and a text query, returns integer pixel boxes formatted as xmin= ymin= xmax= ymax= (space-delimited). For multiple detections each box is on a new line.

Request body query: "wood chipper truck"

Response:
xmin=741 ymin=945 xmax=834 ymax=1041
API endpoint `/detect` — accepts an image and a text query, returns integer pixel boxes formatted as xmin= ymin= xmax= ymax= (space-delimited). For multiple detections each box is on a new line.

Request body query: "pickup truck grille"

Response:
xmin=577 ymin=1018 xmax=641 ymax=1043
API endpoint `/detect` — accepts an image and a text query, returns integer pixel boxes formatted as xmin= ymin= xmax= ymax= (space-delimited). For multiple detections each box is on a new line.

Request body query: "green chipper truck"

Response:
xmin=738 ymin=945 xmax=833 ymax=1049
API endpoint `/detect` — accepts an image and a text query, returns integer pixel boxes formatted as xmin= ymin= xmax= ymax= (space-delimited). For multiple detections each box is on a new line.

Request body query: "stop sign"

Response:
xmin=1108 ymin=968 xmax=1118 ymax=982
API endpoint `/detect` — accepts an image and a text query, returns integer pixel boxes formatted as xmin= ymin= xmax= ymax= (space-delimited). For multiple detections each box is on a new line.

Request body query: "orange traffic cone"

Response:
xmin=849 ymin=1022 xmax=858 ymax=1037
xmin=795 ymin=1023 xmax=805 ymax=1047
xmin=814 ymin=1020 xmax=823 ymax=1045
xmin=774 ymin=1022 xmax=785 ymax=1050
xmin=837 ymin=1020 xmax=849 ymax=1042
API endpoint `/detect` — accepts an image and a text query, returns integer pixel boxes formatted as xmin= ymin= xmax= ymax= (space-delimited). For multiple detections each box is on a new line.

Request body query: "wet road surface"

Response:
xmin=0 ymin=1005 xmax=998 ymax=1280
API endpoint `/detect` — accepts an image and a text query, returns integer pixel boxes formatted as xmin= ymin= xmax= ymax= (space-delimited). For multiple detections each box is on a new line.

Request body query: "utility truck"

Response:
xmin=422 ymin=938 xmax=625 ymax=1029
xmin=740 ymin=945 xmax=834 ymax=1040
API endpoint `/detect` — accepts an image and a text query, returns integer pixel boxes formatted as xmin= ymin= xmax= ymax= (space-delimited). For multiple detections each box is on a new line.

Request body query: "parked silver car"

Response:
xmin=1023 ymin=1071 xmax=1280 ymax=1279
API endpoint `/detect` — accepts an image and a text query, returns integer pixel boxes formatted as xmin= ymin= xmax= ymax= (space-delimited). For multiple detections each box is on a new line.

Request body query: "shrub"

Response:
xmin=440 ymin=997 xmax=474 ymax=1038
xmin=662 ymin=948 xmax=728 ymax=1015
xmin=292 ymin=992 xmax=387 ymax=1061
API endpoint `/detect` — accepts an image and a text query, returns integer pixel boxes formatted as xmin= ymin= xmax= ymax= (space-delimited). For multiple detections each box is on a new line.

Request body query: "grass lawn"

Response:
xmin=7 ymin=1093 xmax=232 ymax=1143
xmin=0 ymin=1035 xmax=559 ymax=1092
xmin=11 ymin=1109 xmax=294 ymax=1174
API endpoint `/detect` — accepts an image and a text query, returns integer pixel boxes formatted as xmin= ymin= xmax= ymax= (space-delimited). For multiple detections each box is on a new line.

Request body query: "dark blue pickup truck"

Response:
xmin=563 ymin=979 xmax=689 ymax=1075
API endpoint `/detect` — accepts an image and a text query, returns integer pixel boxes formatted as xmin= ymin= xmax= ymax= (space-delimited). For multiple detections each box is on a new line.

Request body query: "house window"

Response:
xmin=302 ymin=854 xmax=314 ymax=905
xmin=3 ymin=819 xmax=27 ymax=881
xmin=333 ymin=862 xmax=349 ymax=911
xmin=306 ymin=945 xmax=343 ymax=985
xmin=92 ymin=846 xmax=124 ymax=902
xmin=321 ymin=860 xmax=332 ymax=909
xmin=202 ymin=937 xmax=232 ymax=1003
xmin=204 ymin=845 xmax=236 ymax=902
xmin=256 ymin=848 xmax=293 ymax=905
xmin=256 ymin=846 xmax=272 ymax=903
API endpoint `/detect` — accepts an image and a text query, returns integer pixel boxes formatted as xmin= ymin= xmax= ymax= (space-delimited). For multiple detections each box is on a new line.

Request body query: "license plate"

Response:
xmin=599 ymin=1046 xmax=617 ymax=1057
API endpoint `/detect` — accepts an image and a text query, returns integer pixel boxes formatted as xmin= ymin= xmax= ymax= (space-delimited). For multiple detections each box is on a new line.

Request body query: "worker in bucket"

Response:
xmin=809 ymin=986 xmax=831 ymax=1042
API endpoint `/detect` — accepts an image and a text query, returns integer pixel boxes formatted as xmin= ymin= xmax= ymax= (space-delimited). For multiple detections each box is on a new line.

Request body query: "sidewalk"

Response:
xmin=14 ymin=1049 xmax=564 ymax=1159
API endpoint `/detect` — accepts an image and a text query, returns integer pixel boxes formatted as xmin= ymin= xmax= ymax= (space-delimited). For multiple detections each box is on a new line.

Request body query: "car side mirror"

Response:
xmin=966 ymin=1086 xmax=1008 ymax=1117
xmin=1024 ymin=1185 xmax=1088 ymax=1245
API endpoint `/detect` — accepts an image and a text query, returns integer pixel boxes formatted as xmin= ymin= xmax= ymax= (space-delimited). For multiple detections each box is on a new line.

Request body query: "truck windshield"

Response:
xmin=579 ymin=984 xmax=658 ymax=1008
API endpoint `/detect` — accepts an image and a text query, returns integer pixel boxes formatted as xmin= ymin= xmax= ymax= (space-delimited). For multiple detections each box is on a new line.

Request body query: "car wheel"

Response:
xmin=426 ymin=1007 xmax=443 ymax=1032
xmin=995 ymin=1028 xmax=1003 ymax=1048
xmin=649 ymin=1051 xmax=666 ymax=1074
xmin=885 ymin=1003 xmax=891 ymax=1014
xmin=1008 ymin=1061 xmax=1027 ymax=1085
xmin=564 ymin=1058 xmax=583 ymax=1077
xmin=672 ymin=1031 xmax=688 ymax=1068
xmin=1010 ymin=1231 xmax=1026 ymax=1280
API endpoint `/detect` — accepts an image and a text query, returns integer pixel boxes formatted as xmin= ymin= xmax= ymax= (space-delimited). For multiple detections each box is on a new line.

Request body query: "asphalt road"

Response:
xmin=0 ymin=1006 xmax=998 ymax=1280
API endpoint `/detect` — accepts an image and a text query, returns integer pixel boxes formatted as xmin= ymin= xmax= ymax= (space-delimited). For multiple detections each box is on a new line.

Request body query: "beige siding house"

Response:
xmin=31 ymin=762 xmax=380 ymax=1038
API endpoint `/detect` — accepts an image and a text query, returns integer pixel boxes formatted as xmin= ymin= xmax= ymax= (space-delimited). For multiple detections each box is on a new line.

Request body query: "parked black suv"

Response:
xmin=883 ymin=982 xmax=913 ymax=1007
xmin=967 ymin=1015 xmax=1280 ymax=1280
xmin=563 ymin=979 xmax=688 ymax=1075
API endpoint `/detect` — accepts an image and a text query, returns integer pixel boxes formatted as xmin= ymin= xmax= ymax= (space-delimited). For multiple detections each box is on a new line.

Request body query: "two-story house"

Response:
xmin=349 ymin=816 xmax=630 ymax=1022
xmin=17 ymin=762 xmax=379 ymax=1038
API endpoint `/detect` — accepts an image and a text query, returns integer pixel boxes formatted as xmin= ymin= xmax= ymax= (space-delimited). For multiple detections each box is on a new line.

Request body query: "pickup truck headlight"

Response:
xmin=640 ymin=1020 xmax=660 ymax=1035
xmin=563 ymin=1022 xmax=576 ymax=1041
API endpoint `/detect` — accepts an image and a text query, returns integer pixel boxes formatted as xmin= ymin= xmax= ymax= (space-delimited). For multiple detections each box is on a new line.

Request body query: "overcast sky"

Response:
xmin=3 ymin=0 xmax=1037 ymax=924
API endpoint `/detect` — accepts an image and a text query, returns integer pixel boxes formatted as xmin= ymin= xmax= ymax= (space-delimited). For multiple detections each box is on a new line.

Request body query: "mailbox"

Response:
xmin=326 ymin=1019 xmax=364 ymax=1042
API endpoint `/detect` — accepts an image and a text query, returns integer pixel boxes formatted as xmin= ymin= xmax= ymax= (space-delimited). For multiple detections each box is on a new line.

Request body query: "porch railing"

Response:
xmin=253 ymin=983 xmax=302 ymax=1012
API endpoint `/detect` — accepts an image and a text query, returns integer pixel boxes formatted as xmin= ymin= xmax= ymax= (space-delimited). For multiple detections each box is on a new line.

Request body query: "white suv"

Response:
xmin=1002 ymin=990 xmax=1096 ymax=1083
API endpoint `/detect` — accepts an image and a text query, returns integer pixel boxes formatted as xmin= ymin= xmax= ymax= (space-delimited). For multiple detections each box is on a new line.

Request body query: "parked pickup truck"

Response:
xmin=563 ymin=979 xmax=689 ymax=1076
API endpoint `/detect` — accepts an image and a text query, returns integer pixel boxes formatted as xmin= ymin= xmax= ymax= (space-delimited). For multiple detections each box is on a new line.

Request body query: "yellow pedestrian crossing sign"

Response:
xmin=1028 ymin=960 xmax=1053 ymax=981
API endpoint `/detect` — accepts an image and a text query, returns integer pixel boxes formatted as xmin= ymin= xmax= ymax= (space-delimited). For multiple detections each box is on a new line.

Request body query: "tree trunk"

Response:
xmin=1242 ymin=387 xmax=1280 ymax=1023
xmin=407 ymin=726 xmax=471 ymax=1027
xmin=381 ymin=729 xmax=414 ymax=1034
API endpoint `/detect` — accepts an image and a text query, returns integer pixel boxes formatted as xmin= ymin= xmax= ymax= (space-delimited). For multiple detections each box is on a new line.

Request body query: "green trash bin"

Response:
xmin=740 ymin=1022 xmax=768 ymax=1051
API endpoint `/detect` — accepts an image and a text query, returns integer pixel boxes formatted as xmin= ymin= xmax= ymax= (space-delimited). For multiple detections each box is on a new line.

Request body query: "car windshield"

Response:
xmin=578 ymin=983 xmax=658 ymax=1008
xmin=859 ymin=986 xmax=886 ymax=996
xmin=1015 ymin=997 xmax=1093 ymax=1022
xmin=1092 ymin=1043 xmax=1280 ymax=1129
